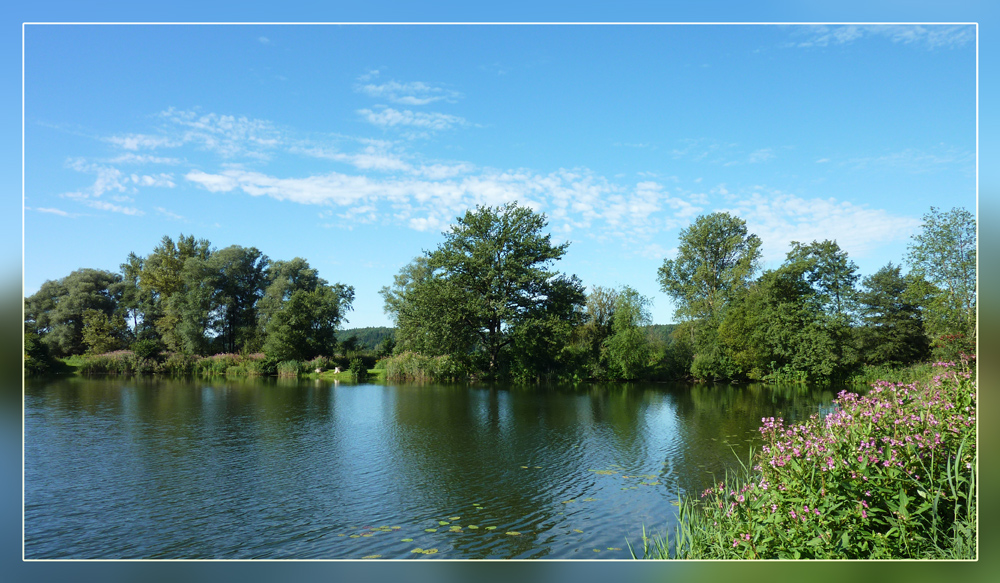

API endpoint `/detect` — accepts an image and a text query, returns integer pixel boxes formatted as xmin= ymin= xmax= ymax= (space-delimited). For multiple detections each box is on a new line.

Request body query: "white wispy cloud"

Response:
xmin=130 ymin=173 xmax=175 ymax=188
xmin=847 ymin=147 xmax=973 ymax=173
xmin=106 ymin=133 xmax=181 ymax=151
xmin=32 ymin=207 xmax=70 ymax=216
xmin=159 ymin=108 xmax=282 ymax=158
xmin=108 ymin=153 xmax=182 ymax=165
xmin=792 ymin=25 xmax=974 ymax=50
xmin=355 ymin=72 xmax=463 ymax=105
xmin=358 ymin=107 xmax=468 ymax=131
xmin=155 ymin=207 xmax=185 ymax=220
xmin=81 ymin=199 xmax=144 ymax=216
xmin=721 ymin=187 xmax=921 ymax=263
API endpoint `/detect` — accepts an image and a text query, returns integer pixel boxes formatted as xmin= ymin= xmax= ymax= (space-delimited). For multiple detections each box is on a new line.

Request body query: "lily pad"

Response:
xmin=521 ymin=466 xmax=529 ymax=469
xmin=361 ymin=533 xmax=374 ymax=537
xmin=468 ymin=525 xmax=479 ymax=529
xmin=608 ymin=547 xmax=621 ymax=551
xmin=401 ymin=538 xmax=414 ymax=542
xmin=449 ymin=517 xmax=461 ymax=521
xmin=349 ymin=534 xmax=360 ymax=538
xmin=438 ymin=521 xmax=450 ymax=526
xmin=573 ymin=529 xmax=583 ymax=533
xmin=473 ymin=503 xmax=481 ymax=506
xmin=362 ymin=555 xmax=381 ymax=559
xmin=449 ymin=526 xmax=463 ymax=532
xmin=589 ymin=469 xmax=617 ymax=475
xmin=485 ymin=526 xmax=497 ymax=530
xmin=562 ymin=499 xmax=576 ymax=504
xmin=425 ymin=528 xmax=438 ymax=532
xmin=582 ymin=497 xmax=597 ymax=502
xmin=593 ymin=548 xmax=601 ymax=553
xmin=506 ymin=531 xmax=521 ymax=536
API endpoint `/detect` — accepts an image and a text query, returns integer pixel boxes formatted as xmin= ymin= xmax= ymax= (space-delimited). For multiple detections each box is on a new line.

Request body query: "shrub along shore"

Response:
xmin=632 ymin=355 xmax=976 ymax=560
xmin=59 ymin=350 xmax=382 ymax=382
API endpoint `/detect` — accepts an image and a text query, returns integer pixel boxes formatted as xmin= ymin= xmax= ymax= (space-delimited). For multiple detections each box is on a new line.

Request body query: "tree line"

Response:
xmin=25 ymin=235 xmax=355 ymax=369
xmin=380 ymin=203 xmax=974 ymax=383
xmin=25 ymin=203 xmax=975 ymax=383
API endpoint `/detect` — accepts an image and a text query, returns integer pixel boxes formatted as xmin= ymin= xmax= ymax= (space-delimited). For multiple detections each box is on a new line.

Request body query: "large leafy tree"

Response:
xmin=785 ymin=239 xmax=859 ymax=320
xmin=857 ymin=263 xmax=929 ymax=366
xmin=657 ymin=212 xmax=762 ymax=323
xmin=602 ymin=286 xmax=654 ymax=380
xmin=905 ymin=207 xmax=976 ymax=354
xmin=24 ymin=268 xmax=123 ymax=357
xmin=381 ymin=256 xmax=479 ymax=359
xmin=383 ymin=202 xmax=585 ymax=379
xmin=206 ymin=245 xmax=270 ymax=353
xmin=657 ymin=212 xmax=761 ymax=378
xmin=259 ymin=258 xmax=354 ymax=361
xmin=138 ymin=234 xmax=213 ymax=351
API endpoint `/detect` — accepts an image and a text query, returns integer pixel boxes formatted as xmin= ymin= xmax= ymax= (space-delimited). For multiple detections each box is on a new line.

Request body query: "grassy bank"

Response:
xmin=634 ymin=356 xmax=976 ymax=560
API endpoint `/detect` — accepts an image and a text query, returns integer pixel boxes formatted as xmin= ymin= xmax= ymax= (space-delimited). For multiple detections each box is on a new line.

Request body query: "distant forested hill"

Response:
xmin=645 ymin=324 xmax=678 ymax=343
xmin=336 ymin=327 xmax=395 ymax=351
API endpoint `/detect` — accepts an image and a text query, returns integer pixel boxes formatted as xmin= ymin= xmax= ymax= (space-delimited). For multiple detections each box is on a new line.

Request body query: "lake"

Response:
xmin=24 ymin=376 xmax=843 ymax=559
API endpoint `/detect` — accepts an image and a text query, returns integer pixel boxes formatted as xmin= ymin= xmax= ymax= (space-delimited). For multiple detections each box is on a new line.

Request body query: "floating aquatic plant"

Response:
xmin=485 ymin=526 xmax=497 ymax=530
xmin=506 ymin=531 xmax=521 ymax=536
xmin=424 ymin=528 xmax=437 ymax=532
xmin=468 ymin=525 xmax=479 ymax=529
xmin=401 ymin=538 xmax=413 ymax=542
xmin=362 ymin=555 xmax=381 ymax=559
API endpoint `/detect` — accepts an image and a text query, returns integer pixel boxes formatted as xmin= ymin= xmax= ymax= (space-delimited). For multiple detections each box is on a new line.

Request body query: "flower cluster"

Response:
xmin=680 ymin=366 xmax=976 ymax=559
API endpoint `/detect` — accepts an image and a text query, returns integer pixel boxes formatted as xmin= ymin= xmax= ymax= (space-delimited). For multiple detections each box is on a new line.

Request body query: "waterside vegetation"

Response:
xmin=26 ymin=203 xmax=974 ymax=387
xmin=632 ymin=356 xmax=976 ymax=559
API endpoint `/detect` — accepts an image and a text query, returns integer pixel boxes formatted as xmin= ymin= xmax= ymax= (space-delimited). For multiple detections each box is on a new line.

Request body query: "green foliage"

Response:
xmin=657 ymin=212 xmax=762 ymax=324
xmin=381 ymin=351 xmax=469 ymax=382
xmin=642 ymin=365 xmax=976 ymax=559
xmin=24 ymin=268 xmax=123 ymax=357
xmin=336 ymin=327 xmax=395 ymax=352
xmin=139 ymin=234 xmax=213 ymax=352
xmin=276 ymin=360 xmax=304 ymax=377
xmin=603 ymin=287 xmax=653 ymax=380
xmin=259 ymin=257 xmax=354 ymax=361
xmin=24 ymin=331 xmax=56 ymax=376
xmin=905 ymin=207 xmax=976 ymax=347
xmin=785 ymin=239 xmax=859 ymax=319
xmin=81 ymin=308 xmax=128 ymax=355
xmin=130 ymin=338 xmax=163 ymax=362
xmin=204 ymin=245 xmax=270 ymax=353
xmin=349 ymin=357 xmax=368 ymax=381
xmin=383 ymin=202 xmax=584 ymax=380
xmin=857 ymin=263 xmax=929 ymax=366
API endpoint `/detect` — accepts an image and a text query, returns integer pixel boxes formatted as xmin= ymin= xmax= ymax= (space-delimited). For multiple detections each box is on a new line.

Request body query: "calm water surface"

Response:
xmin=25 ymin=377 xmax=843 ymax=559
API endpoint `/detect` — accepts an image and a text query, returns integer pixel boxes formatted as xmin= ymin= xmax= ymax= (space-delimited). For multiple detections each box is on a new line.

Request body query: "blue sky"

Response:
xmin=23 ymin=23 xmax=976 ymax=327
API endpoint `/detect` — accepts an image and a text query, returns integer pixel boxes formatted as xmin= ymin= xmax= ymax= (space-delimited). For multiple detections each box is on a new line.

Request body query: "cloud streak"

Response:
xmin=354 ymin=72 xmax=463 ymax=105
xmin=358 ymin=107 xmax=468 ymax=131
xmin=792 ymin=25 xmax=974 ymax=50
